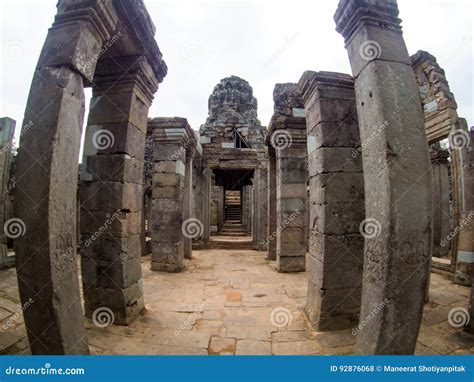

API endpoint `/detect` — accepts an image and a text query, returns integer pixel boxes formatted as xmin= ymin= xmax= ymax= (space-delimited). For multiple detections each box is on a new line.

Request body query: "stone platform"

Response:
xmin=1 ymin=250 xmax=473 ymax=355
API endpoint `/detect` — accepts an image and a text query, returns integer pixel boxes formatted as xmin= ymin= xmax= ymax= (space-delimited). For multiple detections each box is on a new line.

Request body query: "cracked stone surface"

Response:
xmin=0 ymin=250 xmax=473 ymax=355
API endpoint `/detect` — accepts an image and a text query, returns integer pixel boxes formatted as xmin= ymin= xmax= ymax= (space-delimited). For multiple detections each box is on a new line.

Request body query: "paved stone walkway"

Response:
xmin=1 ymin=249 xmax=473 ymax=355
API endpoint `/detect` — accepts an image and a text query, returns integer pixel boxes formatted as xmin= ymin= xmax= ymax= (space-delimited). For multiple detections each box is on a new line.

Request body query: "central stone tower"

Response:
xmin=200 ymin=75 xmax=266 ymax=151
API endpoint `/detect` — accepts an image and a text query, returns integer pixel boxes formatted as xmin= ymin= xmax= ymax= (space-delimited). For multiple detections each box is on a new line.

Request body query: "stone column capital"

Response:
xmin=334 ymin=0 xmax=402 ymax=43
xmin=93 ymin=55 xmax=160 ymax=106
xmin=299 ymin=70 xmax=355 ymax=106
xmin=266 ymin=115 xmax=307 ymax=149
xmin=149 ymin=118 xmax=196 ymax=152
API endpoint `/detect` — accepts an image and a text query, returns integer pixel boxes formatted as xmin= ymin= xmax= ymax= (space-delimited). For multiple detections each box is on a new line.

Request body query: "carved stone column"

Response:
xmin=0 ymin=117 xmax=16 ymax=270
xmin=267 ymin=152 xmax=277 ymax=260
xmin=14 ymin=0 xmax=119 ymax=354
xmin=299 ymin=71 xmax=364 ymax=330
xmin=456 ymin=128 xmax=474 ymax=284
xmin=335 ymin=0 xmax=432 ymax=354
xmin=430 ymin=148 xmax=451 ymax=258
xmin=80 ymin=56 xmax=159 ymax=325
xmin=149 ymin=118 xmax=195 ymax=272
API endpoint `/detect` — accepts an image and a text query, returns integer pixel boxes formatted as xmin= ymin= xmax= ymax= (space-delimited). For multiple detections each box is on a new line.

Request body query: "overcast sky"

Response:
xmin=1 ymin=0 xmax=472 ymax=151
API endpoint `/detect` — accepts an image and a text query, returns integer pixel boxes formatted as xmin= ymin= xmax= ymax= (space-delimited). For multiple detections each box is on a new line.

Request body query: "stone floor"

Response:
xmin=1 ymin=247 xmax=473 ymax=355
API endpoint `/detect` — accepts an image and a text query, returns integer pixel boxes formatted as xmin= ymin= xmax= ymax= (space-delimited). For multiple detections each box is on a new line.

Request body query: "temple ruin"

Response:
xmin=0 ymin=0 xmax=472 ymax=356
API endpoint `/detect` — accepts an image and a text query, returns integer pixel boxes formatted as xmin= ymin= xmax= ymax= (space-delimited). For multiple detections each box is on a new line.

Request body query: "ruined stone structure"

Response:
xmin=3 ymin=0 xmax=473 ymax=357
xmin=411 ymin=50 xmax=472 ymax=285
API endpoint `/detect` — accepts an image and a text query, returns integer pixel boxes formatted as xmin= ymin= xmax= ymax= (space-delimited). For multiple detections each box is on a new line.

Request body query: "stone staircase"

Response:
xmin=207 ymin=219 xmax=253 ymax=250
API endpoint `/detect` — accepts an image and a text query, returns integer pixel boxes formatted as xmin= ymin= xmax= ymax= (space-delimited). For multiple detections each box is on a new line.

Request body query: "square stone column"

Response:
xmin=191 ymin=162 xmax=210 ymax=249
xmin=0 ymin=117 xmax=16 ymax=270
xmin=13 ymin=0 xmax=123 ymax=354
xmin=335 ymin=0 xmax=432 ymax=354
xmin=80 ymin=56 xmax=159 ymax=325
xmin=183 ymin=156 xmax=194 ymax=259
xmin=252 ymin=165 xmax=268 ymax=251
xmin=266 ymin=84 xmax=308 ymax=271
xmin=149 ymin=118 xmax=195 ymax=272
xmin=267 ymin=152 xmax=278 ymax=260
xmin=299 ymin=71 xmax=364 ymax=330
xmin=274 ymin=139 xmax=307 ymax=272
xmin=456 ymin=128 xmax=474 ymax=285
xmin=430 ymin=148 xmax=451 ymax=258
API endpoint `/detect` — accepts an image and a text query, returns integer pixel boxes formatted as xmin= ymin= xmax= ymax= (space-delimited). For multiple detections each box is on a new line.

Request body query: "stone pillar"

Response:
xmin=183 ymin=157 xmax=193 ymax=259
xmin=149 ymin=118 xmax=194 ymax=272
xmin=203 ymin=169 xmax=212 ymax=242
xmin=274 ymin=135 xmax=307 ymax=272
xmin=210 ymin=186 xmax=219 ymax=233
xmin=0 ymin=117 xmax=16 ymax=269
xmin=430 ymin=148 xmax=451 ymax=258
xmin=266 ymin=83 xmax=307 ymax=270
xmin=335 ymin=0 xmax=432 ymax=354
xmin=80 ymin=56 xmax=159 ymax=324
xmin=192 ymin=163 xmax=210 ymax=249
xmin=14 ymin=1 xmax=120 ymax=354
xmin=252 ymin=166 xmax=268 ymax=250
xmin=456 ymin=128 xmax=474 ymax=285
xmin=299 ymin=71 xmax=364 ymax=330
xmin=248 ymin=186 xmax=254 ymax=234
xmin=217 ymin=186 xmax=225 ymax=231
xmin=267 ymin=152 xmax=277 ymax=260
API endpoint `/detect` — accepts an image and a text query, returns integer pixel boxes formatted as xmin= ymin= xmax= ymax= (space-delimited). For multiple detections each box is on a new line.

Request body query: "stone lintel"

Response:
xmin=113 ymin=0 xmax=168 ymax=83
xmin=37 ymin=0 xmax=119 ymax=82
